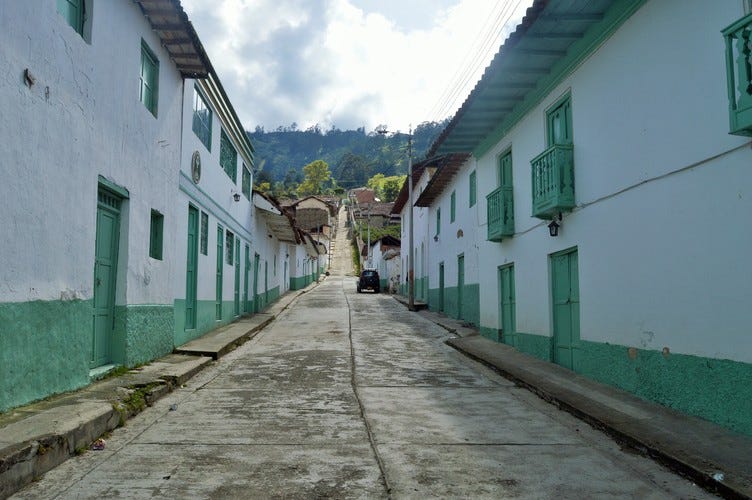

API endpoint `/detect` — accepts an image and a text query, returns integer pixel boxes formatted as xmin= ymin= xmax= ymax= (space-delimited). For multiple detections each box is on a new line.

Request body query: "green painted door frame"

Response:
xmin=438 ymin=262 xmax=445 ymax=312
xmin=457 ymin=254 xmax=465 ymax=321
xmin=234 ymin=238 xmax=240 ymax=316
xmin=243 ymin=244 xmax=250 ymax=313
xmin=551 ymin=247 xmax=580 ymax=370
xmin=185 ymin=205 xmax=199 ymax=330
xmin=215 ymin=226 xmax=223 ymax=320
xmin=92 ymin=188 xmax=121 ymax=368
xmin=499 ymin=264 xmax=516 ymax=346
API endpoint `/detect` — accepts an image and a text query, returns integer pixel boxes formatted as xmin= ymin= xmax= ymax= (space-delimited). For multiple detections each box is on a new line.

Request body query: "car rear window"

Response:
xmin=363 ymin=271 xmax=377 ymax=276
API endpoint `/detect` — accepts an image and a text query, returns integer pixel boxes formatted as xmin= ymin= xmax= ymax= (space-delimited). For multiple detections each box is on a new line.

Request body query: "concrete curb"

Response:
xmin=0 ymin=285 xmax=316 ymax=499
xmin=445 ymin=336 xmax=752 ymax=500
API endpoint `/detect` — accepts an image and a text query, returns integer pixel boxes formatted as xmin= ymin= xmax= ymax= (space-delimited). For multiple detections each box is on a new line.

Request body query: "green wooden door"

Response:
xmin=551 ymin=248 xmax=580 ymax=370
xmin=499 ymin=264 xmax=516 ymax=346
xmin=234 ymin=238 xmax=240 ymax=316
xmin=457 ymin=254 xmax=465 ymax=321
xmin=92 ymin=189 xmax=121 ymax=368
xmin=253 ymin=253 xmax=260 ymax=313
xmin=264 ymin=261 xmax=269 ymax=306
xmin=185 ymin=206 xmax=199 ymax=330
xmin=438 ymin=263 xmax=445 ymax=312
xmin=215 ymin=226 xmax=223 ymax=320
xmin=244 ymin=244 xmax=250 ymax=313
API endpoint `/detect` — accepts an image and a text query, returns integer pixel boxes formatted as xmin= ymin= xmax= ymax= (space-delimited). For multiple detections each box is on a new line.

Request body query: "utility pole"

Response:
xmin=406 ymin=126 xmax=414 ymax=311
xmin=377 ymin=126 xmax=415 ymax=310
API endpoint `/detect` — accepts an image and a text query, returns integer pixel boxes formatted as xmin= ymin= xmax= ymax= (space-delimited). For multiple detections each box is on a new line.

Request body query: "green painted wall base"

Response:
xmin=428 ymin=284 xmax=480 ymax=327
xmin=479 ymin=326 xmax=752 ymax=436
xmin=174 ymin=300 xmax=243 ymax=346
xmin=114 ymin=304 xmax=174 ymax=367
xmin=576 ymin=340 xmax=752 ymax=437
xmin=0 ymin=299 xmax=91 ymax=412
xmin=290 ymin=276 xmax=307 ymax=290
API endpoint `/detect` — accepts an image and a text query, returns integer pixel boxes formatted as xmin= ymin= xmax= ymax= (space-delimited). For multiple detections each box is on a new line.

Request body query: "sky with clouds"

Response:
xmin=181 ymin=0 xmax=532 ymax=133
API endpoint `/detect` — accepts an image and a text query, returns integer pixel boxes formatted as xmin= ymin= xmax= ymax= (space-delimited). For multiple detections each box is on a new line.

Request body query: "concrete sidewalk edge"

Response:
xmin=0 ymin=282 xmax=318 ymax=499
xmin=445 ymin=335 xmax=751 ymax=500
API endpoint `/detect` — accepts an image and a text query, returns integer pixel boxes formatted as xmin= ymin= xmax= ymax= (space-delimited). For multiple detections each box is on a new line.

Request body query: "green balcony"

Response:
xmin=531 ymin=144 xmax=575 ymax=219
xmin=722 ymin=13 xmax=752 ymax=136
xmin=486 ymin=186 xmax=514 ymax=241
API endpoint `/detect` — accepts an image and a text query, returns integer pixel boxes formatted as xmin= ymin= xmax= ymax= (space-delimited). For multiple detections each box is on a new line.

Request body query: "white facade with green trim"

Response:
xmin=0 ymin=1 xmax=203 ymax=411
xmin=417 ymin=0 xmax=752 ymax=435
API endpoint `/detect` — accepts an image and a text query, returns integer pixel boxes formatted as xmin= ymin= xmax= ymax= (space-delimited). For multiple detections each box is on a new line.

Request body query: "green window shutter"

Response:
xmin=149 ymin=210 xmax=164 ymax=260
xmin=57 ymin=0 xmax=85 ymax=36
xmin=192 ymin=87 xmax=212 ymax=150
xmin=225 ymin=230 xmax=234 ymax=265
xmin=469 ymin=171 xmax=477 ymax=207
xmin=436 ymin=208 xmax=441 ymax=235
xmin=220 ymin=130 xmax=238 ymax=182
xmin=450 ymin=191 xmax=456 ymax=223
xmin=140 ymin=40 xmax=159 ymax=117
xmin=242 ymin=164 xmax=251 ymax=199
xmin=499 ymin=151 xmax=513 ymax=188
xmin=546 ymin=95 xmax=572 ymax=146
xmin=200 ymin=211 xmax=208 ymax=255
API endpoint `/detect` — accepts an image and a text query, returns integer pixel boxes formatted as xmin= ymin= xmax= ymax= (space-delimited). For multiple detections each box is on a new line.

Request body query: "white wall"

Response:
xmin=174 ymin=80 xmax=255 ymax=308
xmin=0 ymin=1 xmax=184 ymax=306
xmin=474 ymin=0 xmax=752 ymax=362
xmin=426 ymin=157 xmax=480 ymax=291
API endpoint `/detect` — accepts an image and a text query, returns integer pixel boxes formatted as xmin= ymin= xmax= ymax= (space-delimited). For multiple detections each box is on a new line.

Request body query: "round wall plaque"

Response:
xmin=191 ymin=150 xmax=201 ymax=184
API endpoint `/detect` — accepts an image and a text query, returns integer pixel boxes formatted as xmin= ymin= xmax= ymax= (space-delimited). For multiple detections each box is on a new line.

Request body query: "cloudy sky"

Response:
xmin=181 ymin=0 xmax=532 ymax=133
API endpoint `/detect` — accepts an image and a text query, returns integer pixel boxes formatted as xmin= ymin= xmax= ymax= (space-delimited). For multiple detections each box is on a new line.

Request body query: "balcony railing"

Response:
xmin=487 ymin=186 xmax=514 ymax=242
xmin=722 ymin=13 xmax=752 ymax=136
xmin=530 ymin=144 xmax=575 ymax=219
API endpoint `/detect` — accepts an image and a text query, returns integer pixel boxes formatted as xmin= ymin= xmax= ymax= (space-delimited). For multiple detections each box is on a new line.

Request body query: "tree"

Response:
xmin=296 ymin=159 xmax=331 ymax=196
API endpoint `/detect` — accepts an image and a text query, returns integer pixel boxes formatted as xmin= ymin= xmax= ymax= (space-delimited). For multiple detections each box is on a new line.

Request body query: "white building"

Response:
xmin=0 ymin=0 xmax=210 ymax=411
xmin=415 ymin=0 xmax=752 ymax=435
xmin=174 ymin=73 xmax=257 ymax=345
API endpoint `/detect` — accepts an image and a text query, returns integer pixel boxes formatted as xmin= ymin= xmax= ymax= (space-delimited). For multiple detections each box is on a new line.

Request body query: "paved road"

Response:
xmin=14 ymin=208 xmax=712 ymax=499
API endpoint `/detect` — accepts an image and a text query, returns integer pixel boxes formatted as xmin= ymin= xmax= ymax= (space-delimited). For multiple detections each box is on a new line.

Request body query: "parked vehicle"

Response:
xmin=357 ymin=270 xmax=380 ymax=293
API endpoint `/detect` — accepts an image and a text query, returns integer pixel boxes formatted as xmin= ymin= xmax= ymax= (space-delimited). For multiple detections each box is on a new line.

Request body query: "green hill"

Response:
xmin=247 ymin=121 xmax=448 ymax=191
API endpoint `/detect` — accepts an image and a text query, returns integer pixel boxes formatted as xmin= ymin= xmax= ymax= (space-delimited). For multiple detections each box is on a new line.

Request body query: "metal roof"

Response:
xmin=428 ymin=0 xmax=623 ymax=157
xmin=134 ymin=0 xmax=211 ymax=78
xmin=414 ymin=154 xmax=472 ymax=207
xmin=253 ymin=190 xmax=300 ymax=243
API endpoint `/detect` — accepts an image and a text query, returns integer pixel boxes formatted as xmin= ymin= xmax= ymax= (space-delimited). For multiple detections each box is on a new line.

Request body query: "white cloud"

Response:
xmin=182 ymin=0 xmax=532 ymax=132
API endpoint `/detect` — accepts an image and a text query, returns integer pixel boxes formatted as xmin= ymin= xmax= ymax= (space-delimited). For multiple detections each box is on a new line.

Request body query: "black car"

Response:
xmin=357 ymin=269 xmax=380 ymax=293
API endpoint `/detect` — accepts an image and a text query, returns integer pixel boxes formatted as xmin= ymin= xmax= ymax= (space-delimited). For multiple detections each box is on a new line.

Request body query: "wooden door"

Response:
xmin=92 ymin=189 xmax=121 ymax=368
xmin=185 ymin=206 xmax=198 ymax=330
xmin=499 ymin=264 xmax=516 ymax=346
xmin=551 ymin=248 xmax=580 ymax=369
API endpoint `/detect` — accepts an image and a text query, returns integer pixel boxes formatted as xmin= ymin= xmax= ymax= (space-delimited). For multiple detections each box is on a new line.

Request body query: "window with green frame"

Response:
xmin=200 ymin=211 xmax=208 ymax=255
xmin=242 ymin=164 xmax=251 ymax=200
xmin=140 ymin=40 xmax=159 ymax=117
xmin=436 ymin=207 xmax=441 ymax=235
xmin=220 ymin=130 xmax=237 ymax=182
xmin=450 ymin=191 xmax=456 ymax=223
xmin=192 ymin=87 xmax=212 ymax=151
xmin=57 ymin=0 xmax=85 ymax=37
xmin=547 ymin=94 xmax=572 ymax=146
xmin=225 ymin=230 xmax=234 ymax=265
xmin=469 ymin=170 xmax=477 ymax=207
xmin=149 ymin=210 xmax=164 ymax=260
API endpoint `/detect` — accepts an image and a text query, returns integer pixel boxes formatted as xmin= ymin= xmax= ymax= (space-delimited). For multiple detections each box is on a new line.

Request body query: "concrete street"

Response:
xmin=13 ymin=210 xmax=713 ymax=499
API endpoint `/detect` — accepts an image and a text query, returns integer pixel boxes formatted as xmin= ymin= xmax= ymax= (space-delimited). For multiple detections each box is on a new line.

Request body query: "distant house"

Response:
xmin=349 ymin=187 xmax=377 ymax=205
xmin=284 ymin=195 xmax=337 ymax=232
xmin=369 ymin=236 xmax=401 ymax=292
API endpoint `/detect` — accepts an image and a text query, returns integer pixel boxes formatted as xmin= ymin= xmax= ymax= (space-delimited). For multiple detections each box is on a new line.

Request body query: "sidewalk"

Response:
xmin=403 ymin=300 xmax=752 ymax=500
xmin=0 ymin=283 xmax=318 ymax=499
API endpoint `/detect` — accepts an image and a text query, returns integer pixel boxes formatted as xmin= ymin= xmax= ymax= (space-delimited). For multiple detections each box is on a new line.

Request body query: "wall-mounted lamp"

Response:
xmin=433 ymin=235 xmax=439 ymax=242
xmin=232 ymin=190 xmax=241 ymax=202
xmin=548 ymin=213 xmax=562 ymax=237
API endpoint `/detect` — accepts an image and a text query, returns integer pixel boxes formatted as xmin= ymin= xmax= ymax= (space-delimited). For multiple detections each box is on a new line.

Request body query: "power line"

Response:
xmin=426 ymin=0 xmax=526 ymax=123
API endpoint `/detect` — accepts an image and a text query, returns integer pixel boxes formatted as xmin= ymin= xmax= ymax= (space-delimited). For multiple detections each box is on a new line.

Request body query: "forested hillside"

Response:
xmin=247 ymin=121 xmax=447 ymax=192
